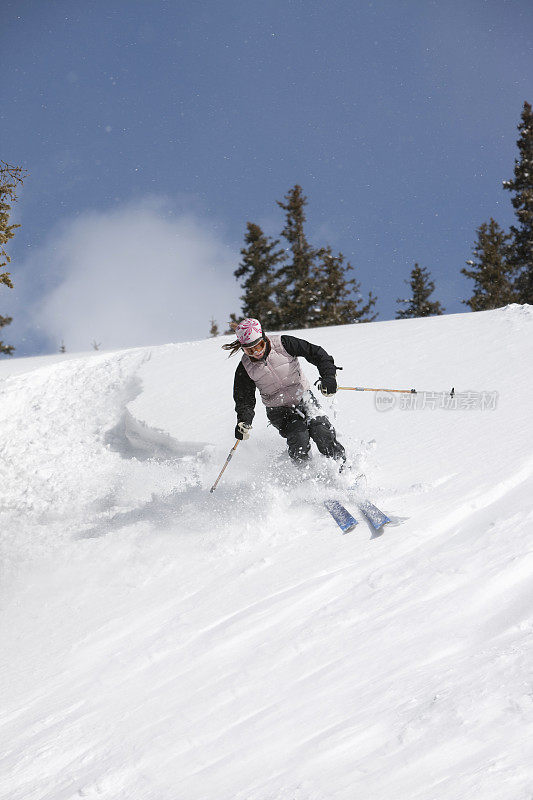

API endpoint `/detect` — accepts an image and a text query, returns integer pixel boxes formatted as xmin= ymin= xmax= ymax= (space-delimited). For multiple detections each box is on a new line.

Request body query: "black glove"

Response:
xmin=235 ymin=422 xmax=252 ymax=440
xmin=317 ymin=376 xmax=337 ymax=397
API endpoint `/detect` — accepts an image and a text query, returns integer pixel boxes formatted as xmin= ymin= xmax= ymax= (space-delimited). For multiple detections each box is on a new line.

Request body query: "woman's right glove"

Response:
xmin=235 ymin=422 xmax=252 ymax=440
xmin=317 ymin=376 xmax=337 ymax=397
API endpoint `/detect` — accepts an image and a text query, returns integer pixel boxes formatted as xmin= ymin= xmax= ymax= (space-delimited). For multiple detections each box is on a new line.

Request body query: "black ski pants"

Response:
xmin=266 ymin=391 xmax=345 ymax=463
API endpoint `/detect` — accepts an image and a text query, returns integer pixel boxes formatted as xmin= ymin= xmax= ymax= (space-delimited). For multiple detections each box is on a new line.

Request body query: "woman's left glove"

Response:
xmin=235 ymin=422 xmax=252 ymax=440
xmin=317 ymin=376 xmax=337 ymax=397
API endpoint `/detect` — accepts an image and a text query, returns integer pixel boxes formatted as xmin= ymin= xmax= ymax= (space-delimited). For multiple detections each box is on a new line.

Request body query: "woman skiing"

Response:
xmin=223 ymin=318 xmax=346 ymax=466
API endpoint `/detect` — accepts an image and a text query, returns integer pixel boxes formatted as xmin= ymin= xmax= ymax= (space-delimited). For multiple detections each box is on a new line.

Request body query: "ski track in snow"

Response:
xmin=1 ymin=305 xmax=533 ymax=800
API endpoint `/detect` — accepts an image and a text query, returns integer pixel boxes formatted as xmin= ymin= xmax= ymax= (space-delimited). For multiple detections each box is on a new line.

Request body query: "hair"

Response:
xmin=221 ymin=321 xmax=241 ymax=357
xmin=222 ymin=338 xmax=242 ymax=357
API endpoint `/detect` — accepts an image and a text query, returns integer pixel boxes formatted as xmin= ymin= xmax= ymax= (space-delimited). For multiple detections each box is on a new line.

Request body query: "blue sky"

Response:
xmin=1 ymin=0 xmax=531 ymax=354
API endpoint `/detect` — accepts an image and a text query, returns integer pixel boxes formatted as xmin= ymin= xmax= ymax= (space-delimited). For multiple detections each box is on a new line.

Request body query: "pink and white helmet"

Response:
xmin=235 ymin=318 xmax=263 ymax=346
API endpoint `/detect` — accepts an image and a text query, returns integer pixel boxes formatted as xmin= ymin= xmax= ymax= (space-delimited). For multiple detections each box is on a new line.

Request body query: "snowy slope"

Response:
xmin=1 ymin=305 xmax=533 ymax=800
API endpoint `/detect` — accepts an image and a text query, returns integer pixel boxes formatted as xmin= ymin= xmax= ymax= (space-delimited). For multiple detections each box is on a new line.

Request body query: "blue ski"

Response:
xmin=324 ymin=499 xmax=358 ymax=533
xmin=357 ymin=499 xmax=390 ymax=530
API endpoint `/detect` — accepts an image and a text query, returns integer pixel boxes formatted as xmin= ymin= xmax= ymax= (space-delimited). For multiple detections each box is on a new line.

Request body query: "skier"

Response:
xmin=223 ymin=318 xmax=346 ymax=466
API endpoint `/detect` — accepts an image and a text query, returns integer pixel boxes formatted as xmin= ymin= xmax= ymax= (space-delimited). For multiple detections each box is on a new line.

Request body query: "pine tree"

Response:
xmin=396 ymin=263 xmax=444 ymax=319
xmin=312 ymin=246 xmax=377 ymax=325
xmin=1 ymin=161 xmax=26 ymax=356
xmin=234 ymin=222 xmax=285 ymax=329
xmin=209 ymin=318 xmax=219 ymax=337
xmin=461 ymin=219 xmax=516 ymax=311
xmin=0 ymin=314 xmax=14 ymax=355
xmin=234 ymin=185 xmax=378 ymax=331
xmin=275 ymin=185 xmax=323 ymax=329
xmin=503 ymin=101 xmax=533 ymax=303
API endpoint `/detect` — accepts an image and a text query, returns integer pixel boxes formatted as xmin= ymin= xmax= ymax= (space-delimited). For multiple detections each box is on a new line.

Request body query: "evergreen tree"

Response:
xmin=233 ymin=185 xmax=378 ymax=331
xmin=209 ymin=318 xmax=219 ymax=337
xmin=461 ymin=219 xmax=516 ymax=311
xmin=1 ymin=161 xmax=26 ymax=356
xmin=396 ymin=263 xmax=444 ymax=319
xmin=312 ymin=246 xmax=377 ymax=325
xmin=275 ymin=185 xmax=323 ymax=329
xmin=0 ymin=314 xmax=14 ymax=355
xmin=503 ymin=101 xmax=533 ymax=303
xmin=234 ymin=222 xmax=285 ymax=328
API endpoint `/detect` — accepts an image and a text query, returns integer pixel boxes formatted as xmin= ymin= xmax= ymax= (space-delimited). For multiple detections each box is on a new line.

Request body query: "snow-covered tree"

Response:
xmin=312 ymin=246 xmax=377 ymax=325
xmin=503 ymin=101 xmax=533 ymax=303
xmin=234 ymin=222 xmax=285 ymax=329
xmin=275 ymin=185 xmax=324 ymax=329
xmin=275 ymin=185 xmax=378 ymax=328
xmin=461 ymin=219 xmax=516 ymax=311
xmin=396 ymin=263 xmax=444 ymax=319
xmin=233 ymin=186 xmax=378 ymax=330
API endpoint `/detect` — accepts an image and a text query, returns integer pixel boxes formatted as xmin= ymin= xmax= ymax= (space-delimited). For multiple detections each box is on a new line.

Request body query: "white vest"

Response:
xmin=241 ymin=335 xmax=310 ymax=408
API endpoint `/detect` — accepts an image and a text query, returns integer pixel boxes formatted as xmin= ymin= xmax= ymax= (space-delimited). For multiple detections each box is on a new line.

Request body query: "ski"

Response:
xmin=324 ymin=499 xmax=358 ymax=533
xmin=357 ymin=499 xmax=390 ymax=530
xmin=343 ymin=474 xmax=390 ymax=530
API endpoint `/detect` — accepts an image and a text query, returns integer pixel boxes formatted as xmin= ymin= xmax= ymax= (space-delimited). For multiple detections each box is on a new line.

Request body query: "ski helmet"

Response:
xmin=235 ymin=318 xmax=263 ymax=346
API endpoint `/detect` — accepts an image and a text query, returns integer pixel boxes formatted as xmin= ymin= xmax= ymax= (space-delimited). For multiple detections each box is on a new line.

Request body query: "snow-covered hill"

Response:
xmin=1 ymin=305 xmax=532 ymax=800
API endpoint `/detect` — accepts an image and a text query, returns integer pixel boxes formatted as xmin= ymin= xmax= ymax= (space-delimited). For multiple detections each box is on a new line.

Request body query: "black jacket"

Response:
xmin=233 ymin=335 xmax=337 ymax=424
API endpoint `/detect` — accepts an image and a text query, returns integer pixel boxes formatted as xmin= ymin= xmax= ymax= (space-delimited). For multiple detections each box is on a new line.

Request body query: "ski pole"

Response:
xmin=338 ymin=386 xmax=418 ymax=394
xmin=338 ymin=386 xmax=455 ymax=396
xmin=210 ymin=440 xmax=240 ymax=493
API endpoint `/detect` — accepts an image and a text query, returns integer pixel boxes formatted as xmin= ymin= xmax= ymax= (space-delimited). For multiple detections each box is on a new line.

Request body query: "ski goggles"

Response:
xmin=242 ymin=339 xmax=266 ymax=356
